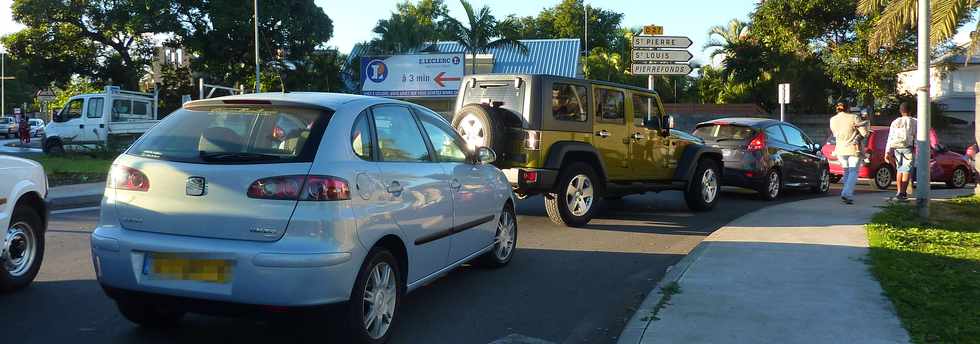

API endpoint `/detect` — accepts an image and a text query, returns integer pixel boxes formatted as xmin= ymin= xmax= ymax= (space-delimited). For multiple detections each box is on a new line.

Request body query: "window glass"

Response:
xmin=552 ymin=83 xmax=588 ymax=122
xmin=418 ymin=112 xmax=468 ymax=163
xmin=632 ymin=93 xmax=662 ymax=129
xmin=87 ymin=98 xmax=104 ymax=118
xmin=595 ymin=88 xmax=625 ymax=122
xmin=372 ymin=106 xmax=430 ymax=162
xmin=64 ymin=99 xmax=84 ymax=119
xmin=128 ymin=106 xmax=327 ymax=164
xmin=133 ymin=101 xmax=149 ymax=117
xmin=693 ymin=124 xmax=755 ymax=141
xmin=765 ymin=125 xmax=786 ymax=143
xmin=780 ymin=125 xmax=808 ymax=147
xmin=351 ymin=111 xmax=374 ymax=160
xmin=112 ymin=99 xmax=131 ymax=122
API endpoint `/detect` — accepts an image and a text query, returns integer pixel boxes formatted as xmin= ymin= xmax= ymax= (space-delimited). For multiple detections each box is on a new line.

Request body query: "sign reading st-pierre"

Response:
xmin=360 ymin=53 xmax=465 ymax=98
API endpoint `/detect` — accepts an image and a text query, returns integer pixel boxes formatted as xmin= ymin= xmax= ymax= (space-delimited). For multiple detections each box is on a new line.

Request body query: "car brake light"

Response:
xmin=522 ymin=170 xmax=538 ymax=184
xmin=247 ymin=175 xmax=350 ymax=201
xmin=108 ymin=165 xmax=150 ymax=192
xmin=747 ymin=132 xmax=766 ymax=151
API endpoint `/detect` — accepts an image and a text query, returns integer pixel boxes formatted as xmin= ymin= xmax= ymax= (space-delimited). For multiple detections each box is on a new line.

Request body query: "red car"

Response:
xmin=822 ymin=127 xmax=977 ymax=189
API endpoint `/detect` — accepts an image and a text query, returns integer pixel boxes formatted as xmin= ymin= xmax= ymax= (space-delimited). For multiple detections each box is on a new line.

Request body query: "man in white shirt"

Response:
xmin=884 ymin=103 xmax=917 ymax=201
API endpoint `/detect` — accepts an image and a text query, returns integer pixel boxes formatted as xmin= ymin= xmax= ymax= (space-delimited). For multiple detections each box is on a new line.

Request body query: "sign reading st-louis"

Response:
xmin=361 ymin=53 xmax=464 ymax=98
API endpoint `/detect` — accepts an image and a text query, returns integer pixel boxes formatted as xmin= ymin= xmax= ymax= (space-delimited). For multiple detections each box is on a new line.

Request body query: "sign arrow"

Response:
xmin=631 ymin=63 xmax=693 ymax=75
xmin=632 ymin=50 xmax=693 ymax=62
xmin=434 ymin=72 xmax=461 ymax=87
xmin=632 ymin=36 xmax=693 ymax=49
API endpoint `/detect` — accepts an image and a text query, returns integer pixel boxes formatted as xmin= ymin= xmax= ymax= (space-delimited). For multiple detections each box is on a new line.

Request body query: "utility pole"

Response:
xmin=915 ymin=0 xmax=931 ymax=218
xmin=254 ymin=0 xmax=261 ymax=93
xmin=583 ymin=2 xmax=588 ymax=58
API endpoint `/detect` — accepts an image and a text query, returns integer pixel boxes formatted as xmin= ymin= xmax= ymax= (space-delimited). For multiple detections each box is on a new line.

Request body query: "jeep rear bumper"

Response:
xmin=502 ymin=168 xmax=558 ymax=195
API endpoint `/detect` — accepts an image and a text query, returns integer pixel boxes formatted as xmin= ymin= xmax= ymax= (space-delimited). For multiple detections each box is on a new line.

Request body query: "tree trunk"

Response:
xmin=471 ymin=52 xmax=477 ymax=75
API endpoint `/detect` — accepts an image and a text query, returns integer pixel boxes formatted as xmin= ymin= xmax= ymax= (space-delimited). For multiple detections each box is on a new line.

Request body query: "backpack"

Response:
xmin=888 ymin=117 xmax=915 ymax=149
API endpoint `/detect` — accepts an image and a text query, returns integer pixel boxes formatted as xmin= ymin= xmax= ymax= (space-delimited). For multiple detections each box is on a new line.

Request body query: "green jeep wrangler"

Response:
xmin=451 ymin=74 xmax=723 ymax=227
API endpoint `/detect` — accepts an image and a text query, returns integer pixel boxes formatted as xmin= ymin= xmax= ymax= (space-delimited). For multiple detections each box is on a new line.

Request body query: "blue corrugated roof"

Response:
xmin=429 ymin=38 xmax=581 ymax=77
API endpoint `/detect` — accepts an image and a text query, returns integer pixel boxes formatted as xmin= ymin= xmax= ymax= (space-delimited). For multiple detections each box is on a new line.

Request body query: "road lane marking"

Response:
xmin=51 ymin=206 xmax=101 ymax=215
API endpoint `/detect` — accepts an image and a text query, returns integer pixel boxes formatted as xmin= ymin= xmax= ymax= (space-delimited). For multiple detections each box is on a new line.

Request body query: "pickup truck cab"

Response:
xmin=0 ymin=155 xmax=48 ymax=292
xmin=43 ymin=86 xmax=159 ymax=153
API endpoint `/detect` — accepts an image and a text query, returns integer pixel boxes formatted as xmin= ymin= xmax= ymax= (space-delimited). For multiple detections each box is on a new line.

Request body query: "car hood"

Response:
xmin=0 ymin=155 xmax=42 ymax=170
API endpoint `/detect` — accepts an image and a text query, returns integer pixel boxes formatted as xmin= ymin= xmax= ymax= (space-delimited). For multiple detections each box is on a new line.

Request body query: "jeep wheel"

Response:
xmin=544 ymin=163 xmax=599 ymax=227
xmin=685 ymin=159 xmax=720 ymax=211
xmin=452 ymin=104 xmax=505 ymax=152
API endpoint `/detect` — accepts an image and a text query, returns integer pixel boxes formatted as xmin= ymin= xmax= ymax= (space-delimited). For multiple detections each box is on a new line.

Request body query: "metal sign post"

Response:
xmin=777 ymin=83 xmax=790 ymax=122
xmin=915 ymin=0 xmax=931 ymax=218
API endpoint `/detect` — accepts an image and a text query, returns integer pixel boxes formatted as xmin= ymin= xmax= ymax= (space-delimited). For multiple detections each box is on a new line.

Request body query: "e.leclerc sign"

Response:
xmin=361 ymin=53 xmax=465 ymax=98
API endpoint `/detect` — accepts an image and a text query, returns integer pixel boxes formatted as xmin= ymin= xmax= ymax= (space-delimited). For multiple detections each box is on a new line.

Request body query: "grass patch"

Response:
xmin=640 ymin=281 xmax=681 ymax=322
xmin=867 ymin=196 xmax=980 ymax=344
xmin=28 ymin=154 xmax=115 ymax=186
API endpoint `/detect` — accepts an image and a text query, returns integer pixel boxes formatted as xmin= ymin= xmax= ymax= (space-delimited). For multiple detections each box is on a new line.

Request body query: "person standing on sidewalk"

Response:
xmin=830 ymin=102 xmax=868 ymax=204
xmin=884 ymin=102 xmax=917 ymax=201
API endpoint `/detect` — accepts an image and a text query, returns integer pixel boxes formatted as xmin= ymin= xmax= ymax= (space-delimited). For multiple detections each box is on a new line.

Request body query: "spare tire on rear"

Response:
xmin=452 ymin=104 xmax=513 ymax=153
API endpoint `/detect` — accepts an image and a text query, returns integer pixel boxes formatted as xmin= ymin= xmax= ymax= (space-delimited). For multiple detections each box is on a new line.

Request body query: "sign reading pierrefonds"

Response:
xmin=632 ymin=50 xmax=692 ymax=62
xmin=632 ymin=36 xmax=692 ymax=49
xmin=360 ymin=53 xmax=464 ymax=98
xmin=631 ymin=64 xmax=693 ymax=75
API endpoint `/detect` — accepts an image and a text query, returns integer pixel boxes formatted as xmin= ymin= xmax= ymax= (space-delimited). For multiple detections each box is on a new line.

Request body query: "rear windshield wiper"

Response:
xmin=713 ymin=138 xmax=742 ymax=142
xmin=199 ymin=151 xmax=282 ymax=162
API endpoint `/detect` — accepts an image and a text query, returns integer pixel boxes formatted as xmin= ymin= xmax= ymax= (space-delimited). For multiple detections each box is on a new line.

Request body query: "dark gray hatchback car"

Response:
xmin=693 ymin=118 xmax=830 ymax=200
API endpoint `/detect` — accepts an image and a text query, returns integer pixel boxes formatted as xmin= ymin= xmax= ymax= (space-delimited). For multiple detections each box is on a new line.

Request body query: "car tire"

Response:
xmin=946 ymin=167 xmax=969 ymax=189
xmin=452 ymin=104 xmax=509 ymax=152
xmin=345 ymin=248 xmax=403 ymax=344
xmin=43 ymin=139 xmax=64 ymax=155
xmin=117 ymin=299 xmax=185 ymax=328
xmin=685 ymin=159 xmax=721 ymax=211
xmin=873 ymin=165 xmax=894 ymax=190
xmin=475 ymin=204 xmax=517 ymax=268
xmin=829 ymin=174 xmax=841 ymax=184
xmin=811 ymin=167 xmax=831 ymax=194
xmin=544 ymin=162 xmax=600 ymax=227
xmin=757 ymin=169 xmax=782 ymax=201
xmin=0 ymin=205 xmax=45 ymax=292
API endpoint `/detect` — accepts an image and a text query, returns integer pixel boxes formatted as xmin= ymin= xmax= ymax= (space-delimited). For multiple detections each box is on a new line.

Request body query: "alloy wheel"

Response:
xmin=457 ymin=114 xmax=486 ymax=148
xmin=953 ymin=168 xmax=967 ymax=188
xmin=565 ymin=174 xmax=594 ymax=217
xmin=362 ymin=262 xmax=397 ymax=340
xmin=876 ymin=167 xmax=892 ymax=188
xmin=494 ymin=210 xmax=516 ymax=261
xmin=820 ymin=169 xmax=830 ymax=192
xmin=3 ymin=221 xmax=36 ymax=277
xmin=767 ymin=171 xmax=780 ymax=199
xmin=702 ymin=168 xmax=719 ymax=203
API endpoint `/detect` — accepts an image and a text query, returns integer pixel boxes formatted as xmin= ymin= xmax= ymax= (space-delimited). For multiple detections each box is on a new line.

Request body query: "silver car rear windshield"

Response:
xmin=693 ymin=124 xmax=756 ymax=142
xmin=128 ymin=106 xmax=332 ymax=164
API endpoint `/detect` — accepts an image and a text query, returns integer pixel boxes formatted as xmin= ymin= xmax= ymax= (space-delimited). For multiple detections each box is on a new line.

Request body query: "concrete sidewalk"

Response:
xmin=618 ymin=189 xmax=973 ymax=344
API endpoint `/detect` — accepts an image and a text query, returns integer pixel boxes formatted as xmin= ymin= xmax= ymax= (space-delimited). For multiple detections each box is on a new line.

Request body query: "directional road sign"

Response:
xmin=36 ymin=89 xmax=56 ymax=102
xmin=632 ymin=49 xmax=693 ymax=62
xmin=631 ymin=63 xmax=693 ymax=75
xmin=632 ymin=36 xmax=692 ymax=49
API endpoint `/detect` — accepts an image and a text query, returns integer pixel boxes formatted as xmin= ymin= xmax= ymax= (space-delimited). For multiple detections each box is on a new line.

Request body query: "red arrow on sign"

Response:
xmin=434 ymin=72 xmax=461 ymax=87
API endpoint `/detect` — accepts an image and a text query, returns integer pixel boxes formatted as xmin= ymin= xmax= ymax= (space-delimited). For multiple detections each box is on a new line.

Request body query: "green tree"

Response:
xmin=4 ymin=0 xmax=176 ymax=89
xmin=367 ymin=0 xmax=455 ymax=54
xmin=583 ymin=47 xmax=624 ymax=81
xmin=857 ymin=0 xmax=976 ymax=50
xmin=536 ymin=0 xmax=623 ymax=50
xmin=157 ymin=63 xmax=195 ymax=116
xmin=172 ymin=0 xmax=334 ymax=92
xmin=704 ymin=19 xmax=750 ymax=59
xmin=444 ymin=0 xmax=528 ymax=74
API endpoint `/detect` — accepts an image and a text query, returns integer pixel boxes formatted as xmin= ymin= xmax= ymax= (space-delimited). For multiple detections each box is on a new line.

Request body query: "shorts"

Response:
xmin=894 ymin=148 xmax=914 ymax=173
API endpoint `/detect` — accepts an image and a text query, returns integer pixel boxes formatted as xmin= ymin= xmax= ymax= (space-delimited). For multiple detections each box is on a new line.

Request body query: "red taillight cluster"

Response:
xmin=747 ymin=132 xmax=766 ymax=151
xmin=108 ymin=165 xmax=150 ymax=192
xmin=247 ymin=175 xmax=350 ymax=201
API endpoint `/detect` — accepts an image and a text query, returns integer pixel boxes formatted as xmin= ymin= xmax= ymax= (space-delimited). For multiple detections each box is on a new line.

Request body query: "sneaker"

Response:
xmin=841 ymin=197 xmax=854 ymax=205
xmin=896 ymin=193 xmax=909 ymax=202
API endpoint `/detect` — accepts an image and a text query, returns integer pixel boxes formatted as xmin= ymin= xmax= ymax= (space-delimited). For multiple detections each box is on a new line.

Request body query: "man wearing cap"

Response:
xmin=830 ymin=102 xmax=869 ymax=204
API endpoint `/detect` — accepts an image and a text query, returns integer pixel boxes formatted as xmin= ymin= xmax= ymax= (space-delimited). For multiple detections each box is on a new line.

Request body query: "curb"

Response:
xmin=616 ymin=242 xmax=711 ymax=344
xmin=48 ymin=194 xmax=103 ymax=211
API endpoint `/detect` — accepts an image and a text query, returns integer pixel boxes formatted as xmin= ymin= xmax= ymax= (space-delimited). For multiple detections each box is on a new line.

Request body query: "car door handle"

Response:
xmin=596 ymin=130 xmax=610 ymax=138
xmin=386 ymin=181 xmax=403 ymax=195
xmin=449 ymin=179 xmax=462 ymax=190
xmin=99 ymin=124 xmax=105 ymax=128
xmin=79 ymin=124 xmax=85 ymax=129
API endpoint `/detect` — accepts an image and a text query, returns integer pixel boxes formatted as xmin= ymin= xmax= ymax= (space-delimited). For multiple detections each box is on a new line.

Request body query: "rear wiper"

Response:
xmin=713 ymin=138 xmax=740 ymax=142
xmin=199 ymin=151 xmax=281 ymax=162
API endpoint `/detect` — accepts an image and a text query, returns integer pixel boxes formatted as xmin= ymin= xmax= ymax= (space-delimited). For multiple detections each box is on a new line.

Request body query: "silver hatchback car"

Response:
xmin=91 ymin=93 xmax=517 ymax=342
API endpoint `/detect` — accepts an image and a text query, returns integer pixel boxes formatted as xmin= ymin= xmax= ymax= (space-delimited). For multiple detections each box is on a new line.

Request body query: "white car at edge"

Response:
xmin=0 ymin=155 xmax=48 ymax=292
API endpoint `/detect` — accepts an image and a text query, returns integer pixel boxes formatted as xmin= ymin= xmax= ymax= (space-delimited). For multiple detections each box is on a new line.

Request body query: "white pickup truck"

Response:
xmin=0 ymin=155 xmax=48 ymax=292
xmin=43 ymin=86 xmax=159 ymax=153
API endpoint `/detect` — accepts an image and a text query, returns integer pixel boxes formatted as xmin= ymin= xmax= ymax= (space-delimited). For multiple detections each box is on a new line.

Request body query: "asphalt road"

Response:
xmin=2 ymin=185 xmax=875 ymax=344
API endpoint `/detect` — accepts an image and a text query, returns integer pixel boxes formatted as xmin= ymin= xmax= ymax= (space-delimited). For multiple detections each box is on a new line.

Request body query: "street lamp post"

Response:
xmin=915 ymin=0 xmax=931 ymax=218
xmin=254 ymin=0 xmax=261 ymax=93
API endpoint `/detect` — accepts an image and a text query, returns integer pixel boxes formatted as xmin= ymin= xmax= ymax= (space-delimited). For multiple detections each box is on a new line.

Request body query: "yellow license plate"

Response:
xmin=147 ymin=254 xmax=232 ymax=284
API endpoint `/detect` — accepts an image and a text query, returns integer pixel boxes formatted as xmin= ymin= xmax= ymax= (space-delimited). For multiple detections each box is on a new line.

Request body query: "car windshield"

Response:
xmin=693 ymin=124 xmax=756 ymax=141
xmin=128 ymin=105 xmax=331 ymax=164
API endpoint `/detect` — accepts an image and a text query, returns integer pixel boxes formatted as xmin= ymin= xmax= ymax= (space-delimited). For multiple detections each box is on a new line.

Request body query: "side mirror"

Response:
xmin=810 ymin=143 xmax=822 ymax=152
xmin=935 ymin=144 xmax=948 ymax=153
xmin=476 ymin=146 xmax=496 ymax=164
xmin=660 ymin=115 xmax=675 ymax=137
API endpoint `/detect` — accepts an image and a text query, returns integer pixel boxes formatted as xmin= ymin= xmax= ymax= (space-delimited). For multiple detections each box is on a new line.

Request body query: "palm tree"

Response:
xmin=703 ymin=19 xmax=749 ymax=60
xmin=444 ymin=0 xmax=528 ymax=74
